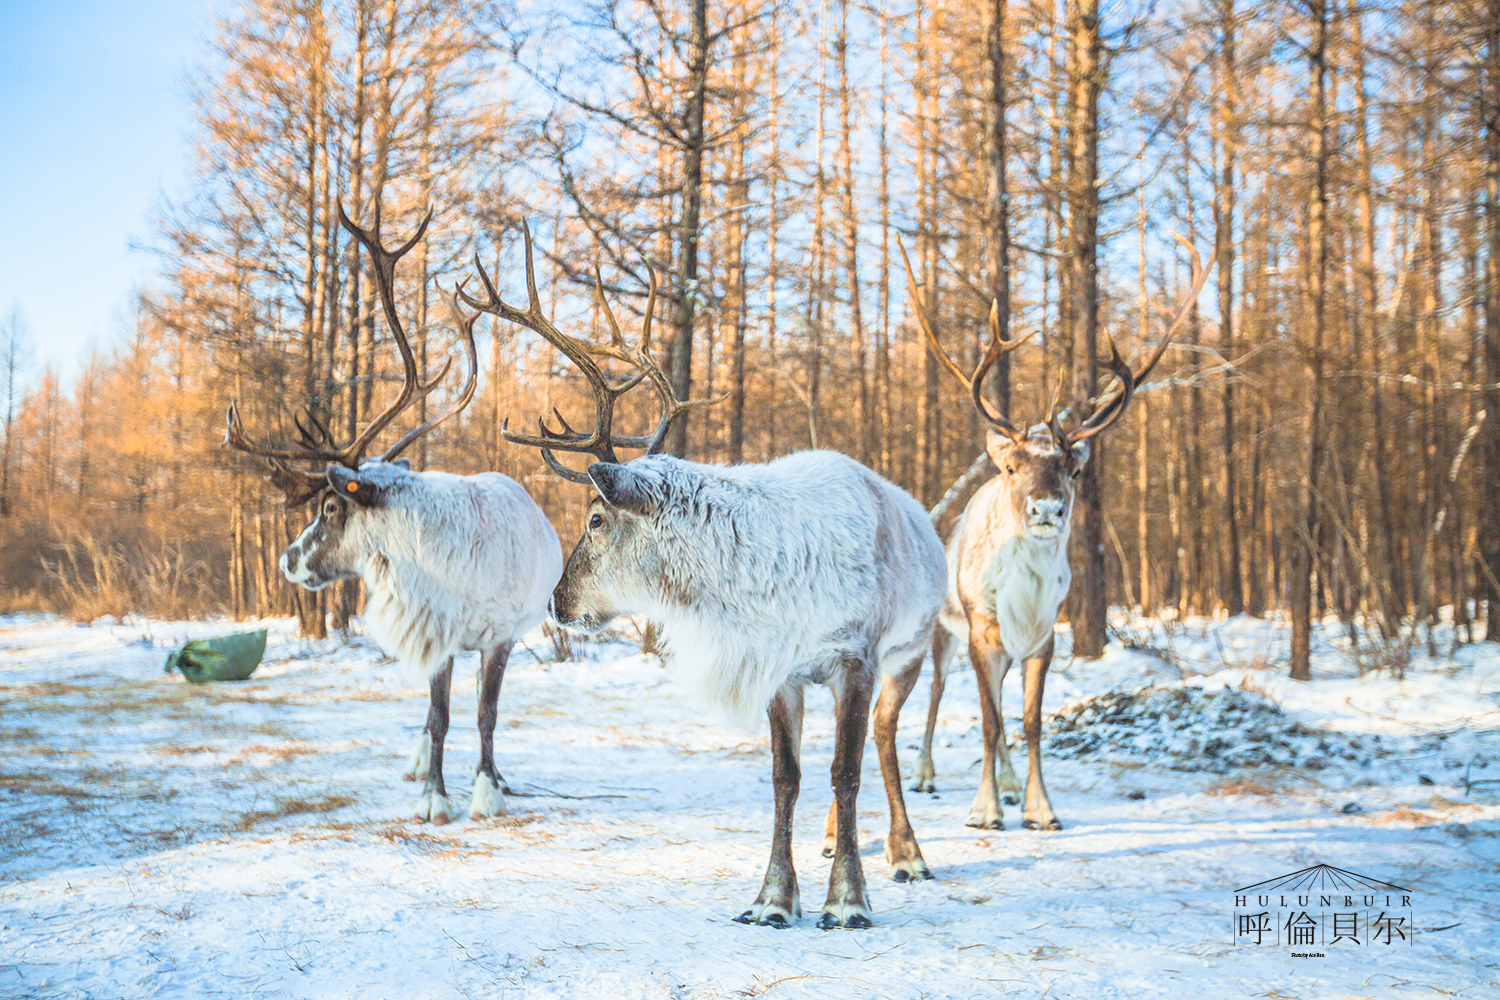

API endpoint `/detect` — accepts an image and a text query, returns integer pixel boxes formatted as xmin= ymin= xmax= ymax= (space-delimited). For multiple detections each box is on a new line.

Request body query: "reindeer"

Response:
xmin=225 ymin=205 xmax=563 ymax=826
xmin=460 ymin=228 xmax=946 ymax=929
xmin=904 ymin=240 xmax=1210 ymax=832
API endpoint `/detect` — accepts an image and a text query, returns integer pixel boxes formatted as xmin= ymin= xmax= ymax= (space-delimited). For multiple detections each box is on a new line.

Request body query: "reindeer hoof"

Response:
xmin=821 ymin=846 xmax=835 ymax=859
xmin=1022 ymin=818 xmax=1062 ymax=831
xmin=736 ymin=902 xmax=799 ymax=928
xmin=817 ymin=911 xmax=873 ymax=931
xmin=910 ymin=780 xmax=936 ymax=793
xmin=891 ymin=865 xmax=934 ymax=883
xmin=413 ymin=791 xmax=452 ymax=825
xmin=1001 ymin=793 xmax=1020 ymax=806
xmin=965 ymin=816 xmax=1004 ymax=831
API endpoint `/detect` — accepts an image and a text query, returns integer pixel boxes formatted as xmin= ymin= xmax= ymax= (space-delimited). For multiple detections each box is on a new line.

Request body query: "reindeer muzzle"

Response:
xmin=1026 ymin=497 xmax=1068 ymax=537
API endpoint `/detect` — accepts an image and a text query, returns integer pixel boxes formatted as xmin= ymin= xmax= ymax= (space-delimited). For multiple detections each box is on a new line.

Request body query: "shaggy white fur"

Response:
xmin=468 ymin=773 xmax=506 ymax=819
xmin=401 ymin=733 xmax=431 ymax=782
xmin=571 ymin=451 xmax=945 ymax=729
xmin=340 ymin=467 xmax=561 ymax=679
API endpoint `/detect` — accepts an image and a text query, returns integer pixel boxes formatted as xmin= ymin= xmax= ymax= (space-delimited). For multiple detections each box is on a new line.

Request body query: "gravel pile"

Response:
xmin=1044 ymin=684 xmax=1391 ymax=773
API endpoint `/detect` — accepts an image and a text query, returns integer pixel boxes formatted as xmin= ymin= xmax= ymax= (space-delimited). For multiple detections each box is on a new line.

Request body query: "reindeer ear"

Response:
xmin=326 ymin=464 xmax=382 ymax=508
xmin=1069 ymin=439 xmax=1092 ymax=471
xmin=587 ymin=463 xmax=660 ymax=517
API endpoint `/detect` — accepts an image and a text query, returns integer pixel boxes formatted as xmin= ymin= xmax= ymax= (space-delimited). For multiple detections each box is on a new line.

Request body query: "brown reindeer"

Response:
xmin=905 ymin=239 xmax=1210 ymax=831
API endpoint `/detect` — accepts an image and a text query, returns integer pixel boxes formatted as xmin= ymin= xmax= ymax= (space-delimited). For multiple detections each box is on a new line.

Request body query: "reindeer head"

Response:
xmin=279 ymin=459 xmax=414 ymax=589
xmin=224 ymin=202 xmax=478 ymax=591
xmin=986 ymin=426 xmax=1089 ymax=540
xmin=901 ymin=236 xmax=1210 ymax=541
xmin=545 ymin=463 xmax=674 ymax=630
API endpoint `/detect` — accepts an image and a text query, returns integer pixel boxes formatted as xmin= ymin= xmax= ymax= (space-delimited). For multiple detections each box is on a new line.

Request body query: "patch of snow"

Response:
xmin=1 ymin=611 xmax=1497 ymax=998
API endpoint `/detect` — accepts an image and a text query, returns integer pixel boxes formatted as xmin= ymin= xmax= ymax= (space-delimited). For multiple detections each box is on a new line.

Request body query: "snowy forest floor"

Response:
xmin=1 ymin=611 xmax=1497 ymax=999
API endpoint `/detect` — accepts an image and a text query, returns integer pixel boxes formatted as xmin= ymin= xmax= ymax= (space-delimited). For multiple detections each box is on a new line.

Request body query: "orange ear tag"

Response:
xmin=347 ymin=481 xmax=359 ymax=494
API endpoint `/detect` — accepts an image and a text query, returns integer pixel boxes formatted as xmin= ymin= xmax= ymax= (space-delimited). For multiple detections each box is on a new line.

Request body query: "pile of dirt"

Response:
xmin=1045 ymin=684 xmax=1389 ymax=773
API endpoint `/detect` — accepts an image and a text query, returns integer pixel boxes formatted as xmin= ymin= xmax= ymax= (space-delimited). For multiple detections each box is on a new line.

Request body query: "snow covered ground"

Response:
xmin=1 ymin=610 xmax=1497 ymax=999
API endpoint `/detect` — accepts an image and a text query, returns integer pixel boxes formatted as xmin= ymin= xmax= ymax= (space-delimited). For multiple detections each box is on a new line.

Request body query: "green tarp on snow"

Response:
xmin=163 ymin=629 xmax=267 ymax=683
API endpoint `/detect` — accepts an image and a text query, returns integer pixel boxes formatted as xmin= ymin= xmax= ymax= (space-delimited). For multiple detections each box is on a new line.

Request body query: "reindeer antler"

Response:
xmin=1065 ymin=233 xmax=1212 ymax=445
xmin=900 ymin=238 xmax=1036 ymax=442
xmin=903 ymin=232 xmax=1213 ymax=449
xmin=224 ymin=202 xmax=478 ymax=503
xmin=463 ymin=221 xmax=724 ymax=483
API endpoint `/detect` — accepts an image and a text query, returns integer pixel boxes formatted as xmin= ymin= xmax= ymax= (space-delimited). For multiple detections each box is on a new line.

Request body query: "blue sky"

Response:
xmin=0 ymin=0 xmax=223 ymax=381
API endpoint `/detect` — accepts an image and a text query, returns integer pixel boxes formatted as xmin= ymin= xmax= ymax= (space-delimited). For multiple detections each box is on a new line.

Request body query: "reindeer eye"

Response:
xmin=1004 ymin=465 xmax=1015 ymax=476
xmin=588 ymin=513 xmax=605 ymax=530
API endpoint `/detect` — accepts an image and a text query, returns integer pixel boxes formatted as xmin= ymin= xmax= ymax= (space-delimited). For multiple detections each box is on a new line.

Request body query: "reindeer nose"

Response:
xmin=1028 ymin=497 xmax=1066 ymax=523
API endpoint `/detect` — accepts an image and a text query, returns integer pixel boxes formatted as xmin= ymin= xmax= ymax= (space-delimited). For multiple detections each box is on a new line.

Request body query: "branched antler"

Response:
xmin=905 ymin=232 xmax=1213 ymax=447
xmin=224 ymin=203 xmax=477 ymax=503
xmin=900 ymin=239 xmax=1036 ymax=442
xmin=463 ymin=221 xmax=724 ymax=483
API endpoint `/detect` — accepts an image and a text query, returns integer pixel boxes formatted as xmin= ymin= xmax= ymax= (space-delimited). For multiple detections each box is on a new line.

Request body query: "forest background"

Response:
xmin=1 ymin=0 xmax=1497 ymax=682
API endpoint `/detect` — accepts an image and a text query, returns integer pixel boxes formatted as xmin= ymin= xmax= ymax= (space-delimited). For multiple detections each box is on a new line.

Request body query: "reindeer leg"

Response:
xmin=911 ymin=627 xmax=956 ymax=793
xmin=1020 ymin=638 xmax=1061 ymax=831
xmin=403 ymin=654 xmax=455 ymax=781
xmin=991 ymin=656 xmax=1022 ymax=807
xmin=966 ymin=622 xmax=1009 ymax=829
xmin=876 ymin=654 xmax=932 ymax=882
xmin=470 ymin=641 xmax=513 ymax=820
xmin=412 ymin=657 xmax=454 ymax=825
xmin=737 ymin=684 xmax=804 ymax=928
xmin=819 ymin=664 xmax=874 ymax=930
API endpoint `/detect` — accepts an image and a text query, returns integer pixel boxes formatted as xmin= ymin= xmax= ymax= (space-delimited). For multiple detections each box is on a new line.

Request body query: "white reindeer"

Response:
xmin=904 ymin=241 xmax=1209 ymax=831
xmin=463 ymin=234 xmax=946 ymax=929
xmin=226 ymin=205 xmax=562 ymax=826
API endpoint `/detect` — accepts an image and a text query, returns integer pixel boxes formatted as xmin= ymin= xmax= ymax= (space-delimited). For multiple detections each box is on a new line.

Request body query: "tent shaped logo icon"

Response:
xmin=1231 ymin=865 xmax=1415 ymax=952
xmin=1236 ymin=864 xmax=1410 ymax=895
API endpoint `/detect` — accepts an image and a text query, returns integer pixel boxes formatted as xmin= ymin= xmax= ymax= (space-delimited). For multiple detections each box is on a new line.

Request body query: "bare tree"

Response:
xmin=0 ymin=303 xmax=32 ymax=519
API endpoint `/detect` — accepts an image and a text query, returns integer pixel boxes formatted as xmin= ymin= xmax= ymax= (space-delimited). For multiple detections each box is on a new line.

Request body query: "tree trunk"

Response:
xmin=1290 ymin=0 xmax=1331 ymax=681
xmin=836 ymin=0 xmax=869 ymax=463
xmin=666 ymin=0 xmax=709 ymax=458
xmin=1071 ymin=0 xmax=1108 ymax=658
xmin=1216 ymin=0 xmax=1243 ymax=615
xmin=1482 ymin=0 xmax=1500 ymax=637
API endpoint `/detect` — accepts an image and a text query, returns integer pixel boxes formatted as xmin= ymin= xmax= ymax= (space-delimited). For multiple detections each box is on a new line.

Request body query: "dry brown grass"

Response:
xmin=152 ymin=743 xmax=219 ymax=757
xmin=542 ymin=621 xmax=581 ymax=662
xmin=226 ymin=742 xmax=319 ymax=765
xmin=1235 ymin=673 xmax=1275 ymax=698
xmin=1204 ymin=770 xmax=1306 ymax=797
xmin=1368 ymin=807 xmax=1440 ymax=826
xmin=3 ymin=681 xmax=90 ymax=699
xmin=232 ymin=793 xmax=356 ymax=832
xmin=0 ymin=769 xmax=100 ymax=800
xmin=370 ymin=822 xmax=481 ymax=858
xmin=0 ymin=587 xmax=53 ymax=614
